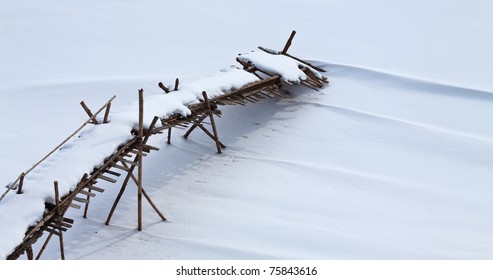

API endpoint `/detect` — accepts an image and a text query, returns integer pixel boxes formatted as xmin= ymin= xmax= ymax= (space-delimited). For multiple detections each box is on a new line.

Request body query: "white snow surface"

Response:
xmin=1 ymin=0 xmax=492 ymax=260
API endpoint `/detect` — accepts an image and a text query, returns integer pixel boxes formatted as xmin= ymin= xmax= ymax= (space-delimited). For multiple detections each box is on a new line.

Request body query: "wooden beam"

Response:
xmin=103 ymin=102 xmax=112 ymax=124
xmin=79 ymin=189 xmax=96 ymax=197
xmin=174 ymin=78 xmax=180 ymax=91
xmin=97 ymin=174 xmax=118 ymax=183
xmin=84 ymin=185 xmax=105 ymax=193
xmin=203 ymin=91 xmax=222 ymax=153
xmin=80 ymin=101 xmax=99 ymax=124
xmin=137 ymin=89 xmax=144 ymax=231
xmin=282 ymin=30 xmax=296 ymax=54
xmin=53 ymin=181 xmax=65 ymax=260
xmin=158 ymin=82 xmax=170 ymax=93
xmin=16 ymin=172 xmax=25 ymax=194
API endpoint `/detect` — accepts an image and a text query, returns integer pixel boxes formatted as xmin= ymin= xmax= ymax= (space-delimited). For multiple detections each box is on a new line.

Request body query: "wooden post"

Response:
xmin=137 ymin=89 xmax=144 ymax=231
xmin=83 ymin=188 xmax=92 ymax=218
xmin=202 ymin=91 xmax=222 ymax=153
xmin=106 ymin=116 xmax=163 ymax=226
xmin=35 ymin=233 xmax=54 ymax=260
xmin=54 ymin=181 xmax=65 ymax=260
xmin=103 ymin=102 xmax=112 ymax=124
xmin=174 ymin=78 xmax=180 ymax=91
xmin=105 ymin=160 xmax=136 ymax=225
xmin=158 ymin=82 xmax=170 ymax=93
xmin=282 ymin=30 xmax=296 ymax=54
xmin=16 ymin=173 xmax=25 ymax=194
xmin=80 ymin=101 xmax=99 ymax=124
xmin=119 ymin=161 xmax=166 ymax=221
xmin=167 ymin=127 xmax=172 ymax=144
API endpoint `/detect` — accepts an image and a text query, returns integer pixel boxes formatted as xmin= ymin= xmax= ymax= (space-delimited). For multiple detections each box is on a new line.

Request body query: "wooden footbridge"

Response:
xmin=1 ymin=31 xmax=328 ymax=260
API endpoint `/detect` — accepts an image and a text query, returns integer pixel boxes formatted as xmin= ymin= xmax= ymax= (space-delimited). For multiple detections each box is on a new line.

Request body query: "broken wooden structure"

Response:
xmin=3 ymin=31 xmax=328 ymax=260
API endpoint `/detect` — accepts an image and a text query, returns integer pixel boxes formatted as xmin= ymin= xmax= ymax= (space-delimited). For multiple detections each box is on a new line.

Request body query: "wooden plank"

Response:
xmin=97 ymin=174 xmax=118 ymax=183
xmin=128 ymin=149 xmax=148 ymax=157
xmin=104 ymin=169 xmax=121 ymax=177
xmin=142 ymin=144 xmax=159 ymax=152
xmin=46 ymin=222 xmax=67 ymax=232
xmin=112 ymin=163 xmax=130 ymax=172
xmin=41 ymin=227 xmax=60 ymax=236
xmin=58 ymin=221 xmax=72 ymax=229
xmin=79 ymin=189 xmax=96 ymax=197
xmin=73 ymin=196 xmax=90 ymax=203
xmin=118 ymin=158 xmax=140 ymax=167
xmin=85 ymin=185 xmax=105 ymax=193
xmin=69 ymin=203 xmax=81 ymax=209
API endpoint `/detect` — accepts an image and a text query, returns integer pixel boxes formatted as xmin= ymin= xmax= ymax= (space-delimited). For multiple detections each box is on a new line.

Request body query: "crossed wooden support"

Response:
xmin=183 ymin=91 xmax=225 ymax=153
xmin=104 ymin=90 xmax=166 ymax=231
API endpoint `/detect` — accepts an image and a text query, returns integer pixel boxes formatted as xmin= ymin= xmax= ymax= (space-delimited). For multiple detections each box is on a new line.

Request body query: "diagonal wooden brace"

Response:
xmin=183 ymin=91 xmax=224 ymax=153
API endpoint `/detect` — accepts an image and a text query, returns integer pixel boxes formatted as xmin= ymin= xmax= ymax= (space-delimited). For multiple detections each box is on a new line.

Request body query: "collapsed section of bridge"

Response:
xmin=0 ymin=31 xmax=328 ymax=260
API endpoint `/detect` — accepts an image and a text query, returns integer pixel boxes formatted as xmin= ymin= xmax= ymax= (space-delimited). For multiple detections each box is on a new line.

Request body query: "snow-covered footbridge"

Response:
xmin=0 ymin=31 xmax=328 ymax=260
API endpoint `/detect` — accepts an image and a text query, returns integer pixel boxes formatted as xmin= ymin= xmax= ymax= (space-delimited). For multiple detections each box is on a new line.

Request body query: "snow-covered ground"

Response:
xmin=0 ymin=0 xmax=492 ymax=260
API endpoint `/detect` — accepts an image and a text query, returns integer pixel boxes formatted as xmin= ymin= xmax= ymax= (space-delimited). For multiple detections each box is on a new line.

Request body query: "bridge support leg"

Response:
xmin=183 ymin=91 xmax=225 ymax=153
xmin=105 ymin=92 xmax=166 ymax=230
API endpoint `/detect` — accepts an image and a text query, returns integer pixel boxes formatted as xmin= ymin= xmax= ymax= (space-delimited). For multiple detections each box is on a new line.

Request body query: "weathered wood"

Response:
xmin=45 ymin=222 xmax=67 ymax=232
xmin=174 ymin=78 xmax=180 ymax=91
xmin=282 ymin=30 xmax=296 ymax=54
xmin=104 ymin=169 xmax=121 ymax=177
xmin=41 ymin=227 xmax=60 ymax=236
xmin=79 ymin=189 xmax=96 ymax=197
xmin=283 ymin=52 xmax=326 ymax=73
xmin=143 ymin=116 xmax=160 ymax=144
xmin=128 ymin=149 xmax=148 ymax=157
xmin=56 ymin=220 xmax=73 ymax=229
xmin=103 ymin=102 xmax=112 ymax=124
xmin=84 ymin=185 xmax=105 ymax=193
xmin=158 ymin=82 xmax=170 ymax=93
xmin=53 ymin=181 xmax=65 ymax=260
xmin=69 ymin=203 xmax=81 ymax=209
xmin=118 ymin=158 xmax=141 ymax=167
xmin=80 ymin=101 xmax=99 ymax=124
xmin=97 ymin=174 xmax=118 ymax=183
xmin=137 ymin=89 xmax=144 ymax=231
xmin=183 ymin=114 xmax=208 ymax=139
xmin=16 ymin=172 xmax=25 ymax=194
xmin=123 ymin=163 xmax=166 ymax=222
xmin=258 ymin=46 xmax=280 ymax=55
xmin=35 ymin=232 xmax=52 ymax=260
xmin=73 ymin=196 xmax=90 ymax=204
xmin=142 ymin=144 xmax=159 ymax=152
xmin=203 ymin=91 xmax=222 ymax=153
xmin=112 ymin=163 xmax=131 ymax=172
xmin=83 ymin=187 xmax=92 ymax=218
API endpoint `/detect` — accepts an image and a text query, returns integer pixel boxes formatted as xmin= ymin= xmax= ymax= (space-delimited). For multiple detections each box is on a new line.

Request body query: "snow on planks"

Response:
xmin=1 ymin=31 xmax=328 ymax=260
